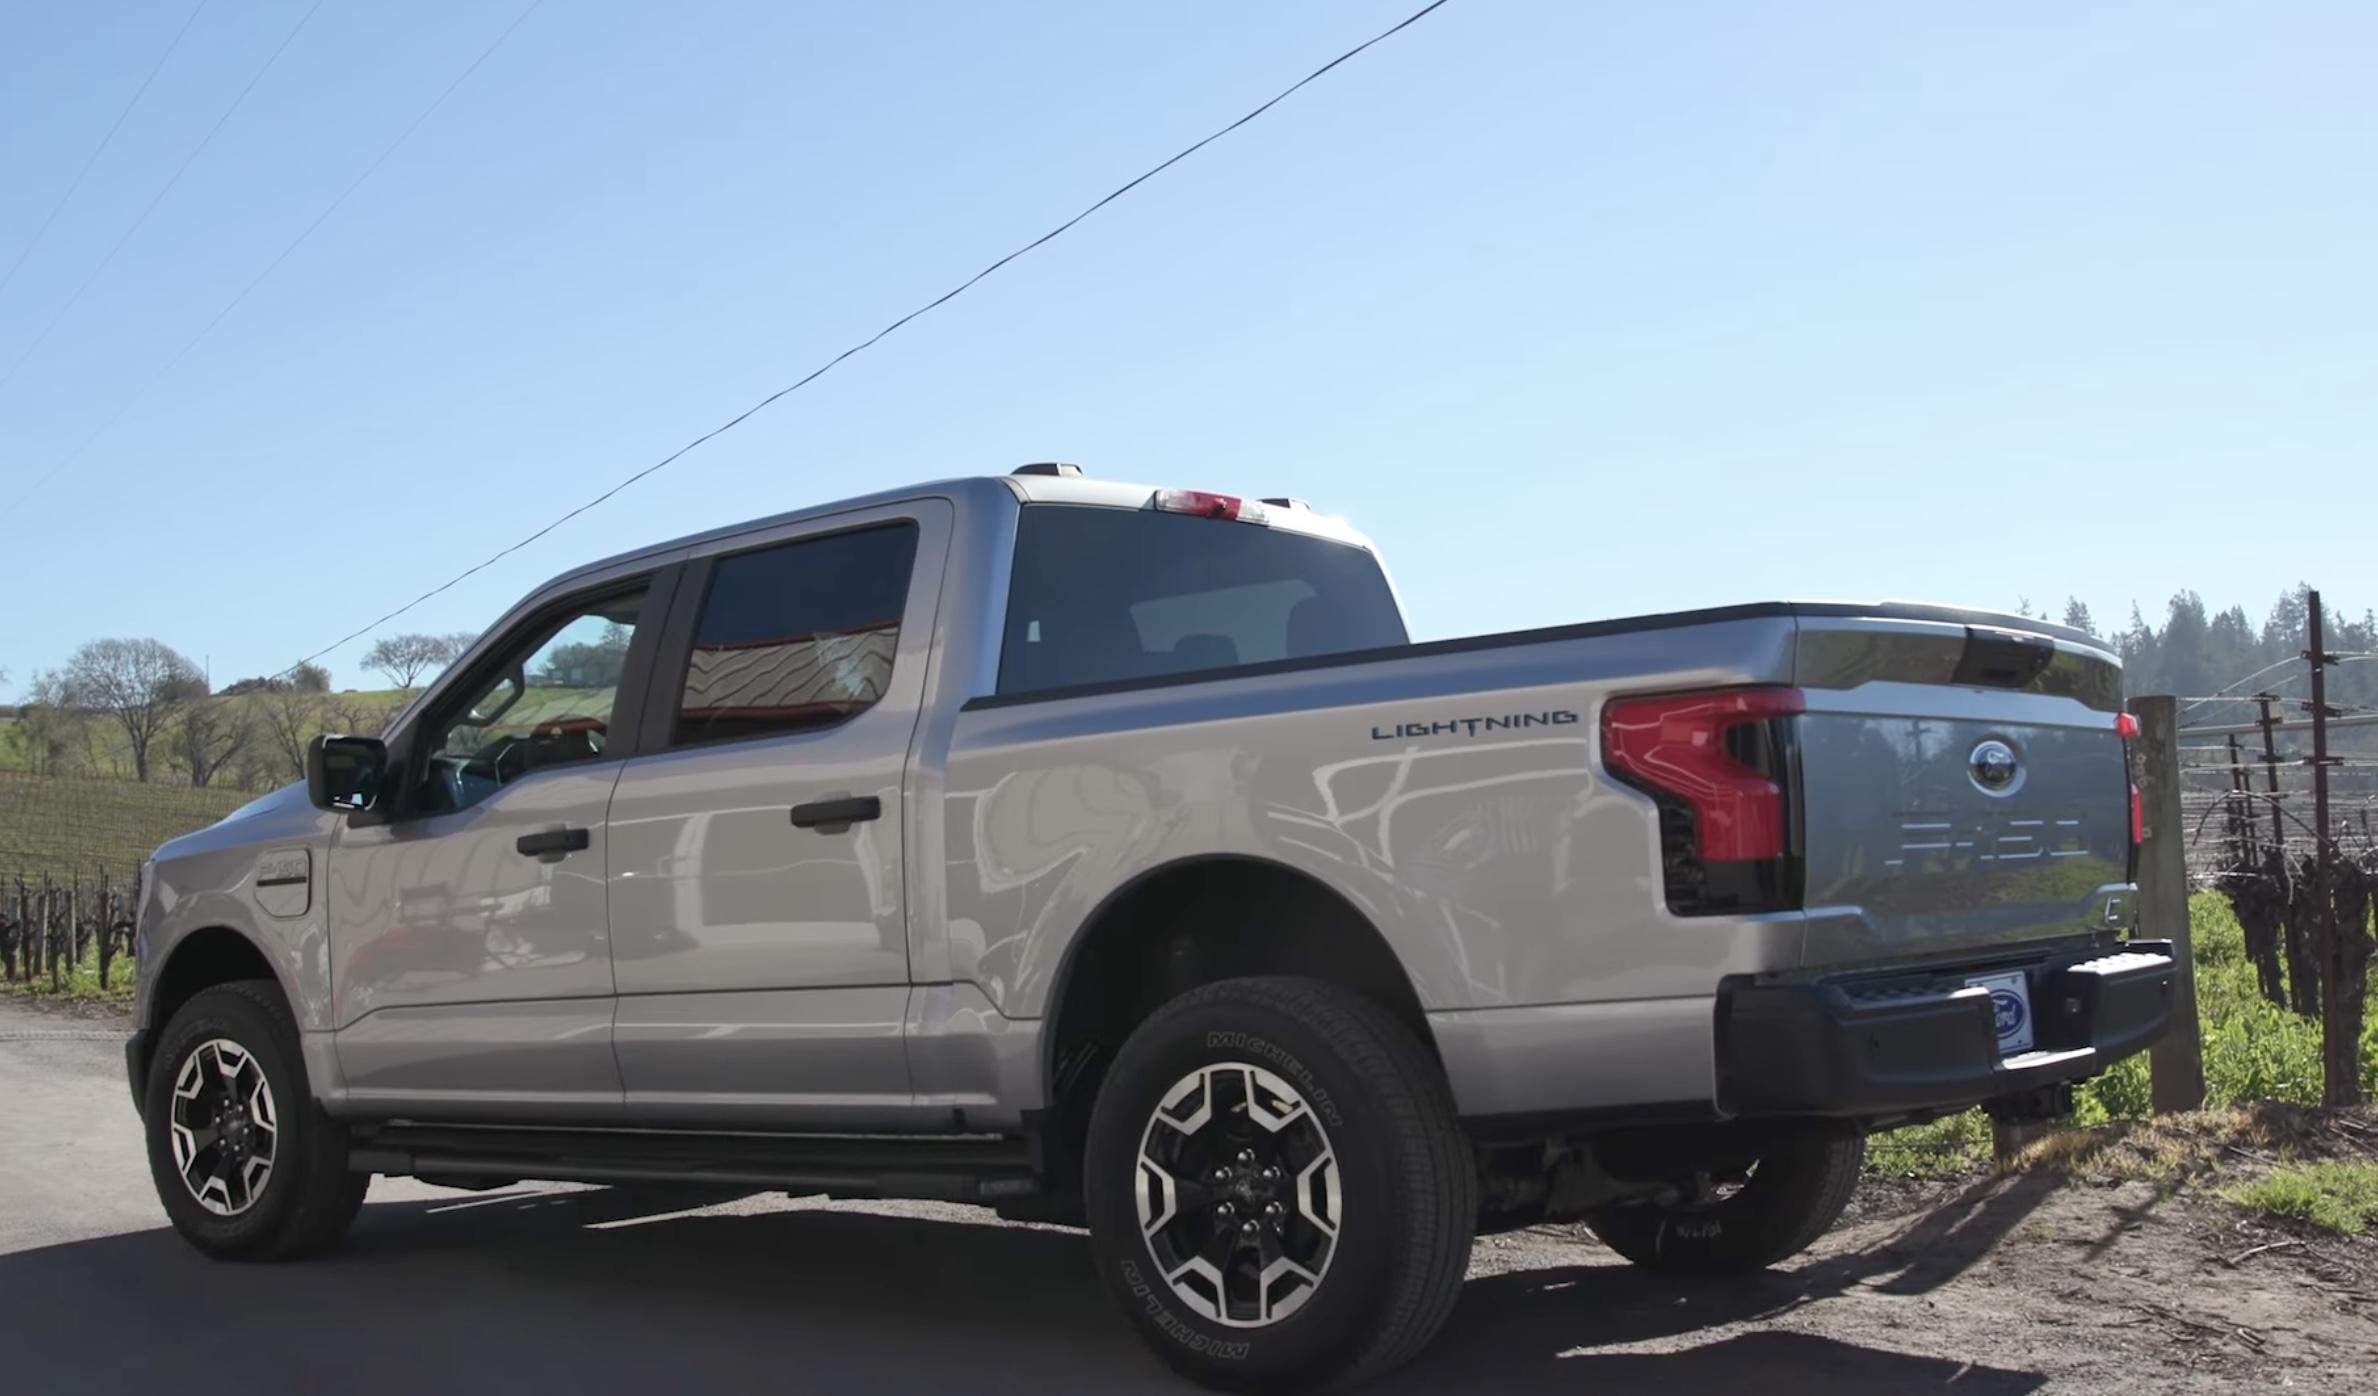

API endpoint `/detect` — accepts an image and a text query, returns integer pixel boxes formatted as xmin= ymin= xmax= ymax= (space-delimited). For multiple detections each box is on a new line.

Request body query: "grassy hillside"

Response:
xmin=0 ymin=689 xmax=409 ymax=784
xmin=0 ymin=770 xmax=256 ymax=880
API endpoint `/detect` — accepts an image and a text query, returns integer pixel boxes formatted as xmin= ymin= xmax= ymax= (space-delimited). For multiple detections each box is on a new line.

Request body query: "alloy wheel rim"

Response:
xmin=1134 ymin=1062 xmax=1341 ymax=1328
xmin=168 ymin=1038 xmax=278 ymax=1216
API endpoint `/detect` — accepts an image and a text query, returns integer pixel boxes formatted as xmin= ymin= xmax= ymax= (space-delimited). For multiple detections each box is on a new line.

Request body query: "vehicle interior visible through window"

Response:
xmin=413 ymin=588 xmax=646 ymax=813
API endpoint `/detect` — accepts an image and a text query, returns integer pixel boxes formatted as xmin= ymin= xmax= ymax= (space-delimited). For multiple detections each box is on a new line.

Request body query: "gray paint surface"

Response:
xmin=134 ymin=472 xmax=2134 ymax=1133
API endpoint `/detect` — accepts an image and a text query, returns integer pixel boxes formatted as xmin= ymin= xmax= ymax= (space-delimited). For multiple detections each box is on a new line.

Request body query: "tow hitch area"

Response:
xmin=1984 ymin=1081 xmax=2077 ymax=1125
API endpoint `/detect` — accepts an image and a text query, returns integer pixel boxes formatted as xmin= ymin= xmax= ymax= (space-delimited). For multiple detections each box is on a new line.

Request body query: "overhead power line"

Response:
xmin=278 ymin=0 xmax=1455 ymax=676
xmin=0 ymin=0 xmax=213 ymax=303
xmin=0 ymin=0 xmax=326 ymax=399
xmin=2179 ymin=655 xmax=2306 ymax=714
xmin=12 ymin=0 xmax=545 ymax=509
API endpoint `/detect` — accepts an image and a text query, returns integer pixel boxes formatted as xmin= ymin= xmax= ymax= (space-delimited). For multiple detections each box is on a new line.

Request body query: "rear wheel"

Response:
xmin=1588 ymin=1128 xmax=1862 ymax=1274
xmin=1083 ymin=977 xmax=1474 ymax=1393
xmin=143 ymin=980 xmax=366 ymax=1260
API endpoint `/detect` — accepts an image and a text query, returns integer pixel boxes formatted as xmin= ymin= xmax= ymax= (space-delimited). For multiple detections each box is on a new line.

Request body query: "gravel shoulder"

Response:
xmin=3 ymin=995 xmax=2370 ymax=1393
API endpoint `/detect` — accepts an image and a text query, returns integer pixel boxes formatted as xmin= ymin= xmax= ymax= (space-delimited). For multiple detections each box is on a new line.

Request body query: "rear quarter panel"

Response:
xmin=934 ymin=616 xmax=1804 ymax=1020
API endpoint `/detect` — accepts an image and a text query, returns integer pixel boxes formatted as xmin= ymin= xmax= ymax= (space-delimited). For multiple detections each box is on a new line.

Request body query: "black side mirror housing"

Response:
xmin=307 ymin=734 xmax=388 ymax=813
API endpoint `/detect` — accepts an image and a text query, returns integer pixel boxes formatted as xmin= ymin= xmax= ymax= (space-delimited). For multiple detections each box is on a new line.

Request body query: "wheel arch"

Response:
xmin=1039 ymin=854 xmax=1437 ymax=1180
xmin=134 ymin=925 xmax=289 ymax=1099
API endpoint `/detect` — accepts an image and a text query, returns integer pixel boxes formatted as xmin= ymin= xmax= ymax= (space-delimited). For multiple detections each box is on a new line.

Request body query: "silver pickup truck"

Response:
xmin=127 ymin=465 xmax=2174 ymax=1391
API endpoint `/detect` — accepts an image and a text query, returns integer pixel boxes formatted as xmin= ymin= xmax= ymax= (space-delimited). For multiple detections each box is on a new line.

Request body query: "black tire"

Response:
xmin=1082 ymin=977 xmax=1475 ymax=1394
xmin=1588 ymin=1129 xmax=1863 ymax=1275
xmin=142 ymin=980 xmax=367 ymax=1261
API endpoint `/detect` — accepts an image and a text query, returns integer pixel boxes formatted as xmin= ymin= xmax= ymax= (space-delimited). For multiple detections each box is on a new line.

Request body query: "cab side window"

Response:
xmin=414 ymin=587 xmax=647 ymax=814
xmin=672 ymin=523 xmax=919 ymax=747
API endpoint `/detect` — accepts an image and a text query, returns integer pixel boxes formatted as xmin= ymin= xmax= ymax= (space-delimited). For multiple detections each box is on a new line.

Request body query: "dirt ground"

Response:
xmin=1470 ymin=1113 xmax=2378 ymax=1394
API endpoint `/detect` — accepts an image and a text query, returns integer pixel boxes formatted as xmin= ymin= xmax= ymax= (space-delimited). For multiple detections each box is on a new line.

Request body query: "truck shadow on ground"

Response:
xmin=0 ymin=1182 xmax=2053 ymax=1395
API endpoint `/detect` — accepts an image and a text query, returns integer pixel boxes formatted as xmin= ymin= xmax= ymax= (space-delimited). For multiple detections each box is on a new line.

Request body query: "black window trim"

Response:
xmin=372 ymin=564 xmax=679 ymax=824
xmin=641 ymin=517 xmax=923 ymax=756
xmin=985 ymin=502 xmax=1409 ymax=707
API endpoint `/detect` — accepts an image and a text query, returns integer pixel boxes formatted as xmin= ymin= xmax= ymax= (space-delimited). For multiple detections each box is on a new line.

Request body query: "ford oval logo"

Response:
xmin=1969 ymin=739 xmax=2020 ymax=793
xmin=1990 ymin=988 xmax=2028 ymax=1039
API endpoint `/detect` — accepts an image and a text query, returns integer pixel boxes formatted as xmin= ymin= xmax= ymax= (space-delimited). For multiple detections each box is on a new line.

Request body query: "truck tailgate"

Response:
xmin=1793 ymin=613 xmax=2131 ymax=968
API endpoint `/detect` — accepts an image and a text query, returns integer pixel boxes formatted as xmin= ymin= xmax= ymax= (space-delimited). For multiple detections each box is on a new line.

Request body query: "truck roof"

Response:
xmin=535 ymin=469 xmax=1379 ymax=598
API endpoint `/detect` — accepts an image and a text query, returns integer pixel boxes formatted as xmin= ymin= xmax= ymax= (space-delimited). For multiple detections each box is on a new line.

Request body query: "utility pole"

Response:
xmin=2306 ymin=591 xmax=2354 ymax=1107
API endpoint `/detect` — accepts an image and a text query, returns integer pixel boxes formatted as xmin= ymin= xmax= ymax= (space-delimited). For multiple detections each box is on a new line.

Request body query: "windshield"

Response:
xmin=997 ymin=504 xmax=1406 ymax=696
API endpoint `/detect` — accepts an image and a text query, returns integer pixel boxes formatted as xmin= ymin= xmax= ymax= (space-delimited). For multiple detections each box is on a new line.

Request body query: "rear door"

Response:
xmin=1793 ymin=615 xmax=2132 ymax=967
xmin=604 ymin=500 xmax=949 ymax=1126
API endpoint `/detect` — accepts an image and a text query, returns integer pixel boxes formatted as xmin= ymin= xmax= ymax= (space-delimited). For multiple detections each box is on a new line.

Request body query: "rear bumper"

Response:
xmin=1718 ymin=942 xmax=2176 ymax=1119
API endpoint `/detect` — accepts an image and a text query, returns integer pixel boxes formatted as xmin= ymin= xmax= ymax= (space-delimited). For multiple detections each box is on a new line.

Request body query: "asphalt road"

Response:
xmin=0 ymin=996 xmax=2048 ymax=1395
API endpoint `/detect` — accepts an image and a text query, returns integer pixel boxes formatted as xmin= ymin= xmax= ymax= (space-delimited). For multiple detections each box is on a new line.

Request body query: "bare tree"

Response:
xmin=59 ymin=638 xmax=203 ymax=782
xmin=328 ymin=695 xmax=396 ymax=739
xmin=8 ymin=671 xmax=87 ymax=775
xmin=259 ymin=687 xmax=326 ymax=782
xmin=173 ymin=698 xmax=253 ymax=789
xmin=364 ymin=633 xmax=468 ymax=690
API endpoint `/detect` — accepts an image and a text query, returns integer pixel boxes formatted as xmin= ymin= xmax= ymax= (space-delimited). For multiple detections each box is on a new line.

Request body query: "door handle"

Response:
xmin=789 ymin=795 xmax=881 ymax=833
xmin=516 ymin=827 xmax=590 ymax=861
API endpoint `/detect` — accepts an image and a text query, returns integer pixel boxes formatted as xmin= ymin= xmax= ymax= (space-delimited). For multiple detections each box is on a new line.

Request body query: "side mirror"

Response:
xmin=307 ymin=734 xmax=388 ymax=813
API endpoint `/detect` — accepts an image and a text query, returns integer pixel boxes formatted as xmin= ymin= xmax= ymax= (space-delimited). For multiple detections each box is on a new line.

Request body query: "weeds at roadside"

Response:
xmin=1865 ymin=892 xmax=2378 ymax=1182
xmin=0 ymin=952 xmax=135 ymax=1004
xmin=2222 ymin=1161 xmax=2378 ymax=1235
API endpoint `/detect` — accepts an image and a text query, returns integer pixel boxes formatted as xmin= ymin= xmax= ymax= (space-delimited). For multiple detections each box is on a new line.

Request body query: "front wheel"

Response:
xmin=1083 ymin=977 xmax=1475 ymax=1394
xmin=142 ymin=980 xmax=366 ymax=1260
xmin=1588 ymin=1128 xmax=1863 ymax=1274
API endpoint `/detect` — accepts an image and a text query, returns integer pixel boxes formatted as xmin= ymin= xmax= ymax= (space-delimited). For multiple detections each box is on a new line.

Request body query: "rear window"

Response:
xmin=997 ymin=505 xmax=1406 ymax=696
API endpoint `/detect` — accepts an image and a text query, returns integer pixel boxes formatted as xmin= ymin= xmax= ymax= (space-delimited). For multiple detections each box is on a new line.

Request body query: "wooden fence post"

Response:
xmin=2135 ymin=695 xmax=2205 ymax=1113
xmin=44 ymin=875 xmax=62 ymax=992
xmin=96 ymin=874 xmax=113 ymax=991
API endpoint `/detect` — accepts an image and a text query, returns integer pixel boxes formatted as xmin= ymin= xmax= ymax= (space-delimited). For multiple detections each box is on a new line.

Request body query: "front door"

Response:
xmin=328 ymin=580 xmax=658 ymax=1119
xmin=606 ymin=504 xmax=946 ymax=1127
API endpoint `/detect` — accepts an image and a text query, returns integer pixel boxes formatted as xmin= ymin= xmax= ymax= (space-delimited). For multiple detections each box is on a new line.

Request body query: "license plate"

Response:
xmin=1967 ymin=971 xmax=2035 ymax=1056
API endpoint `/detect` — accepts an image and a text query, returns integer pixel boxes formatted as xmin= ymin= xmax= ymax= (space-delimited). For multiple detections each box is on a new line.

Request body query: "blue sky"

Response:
xmin=2 ymin=1 xmax=2372 ymax=691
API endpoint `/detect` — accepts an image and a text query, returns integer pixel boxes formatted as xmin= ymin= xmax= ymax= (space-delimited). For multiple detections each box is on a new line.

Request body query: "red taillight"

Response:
xmin=2114 ymin=712 xmax=2139 ymax=739
xmin=1153 ymin=489 xmax=1270 ymax=524
xmin=2130 ymin=783 xmax=2144 ymax=846
xmin=1604 ymin=687 xmax=1803 ymax=862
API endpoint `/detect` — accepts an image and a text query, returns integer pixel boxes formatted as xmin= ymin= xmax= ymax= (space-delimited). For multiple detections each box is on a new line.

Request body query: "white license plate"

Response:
xmin=1967 ymin=971 xmax=2035 ymax=1056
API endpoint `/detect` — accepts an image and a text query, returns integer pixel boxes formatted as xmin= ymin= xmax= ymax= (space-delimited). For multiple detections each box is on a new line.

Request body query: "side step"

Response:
xmin=349 ymin=1123 xmax=1042 ymax=1204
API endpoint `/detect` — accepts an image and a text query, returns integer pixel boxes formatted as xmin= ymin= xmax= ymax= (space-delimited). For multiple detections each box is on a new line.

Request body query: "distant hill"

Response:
xmin=0 ymin=771 xmax=256 ymax=881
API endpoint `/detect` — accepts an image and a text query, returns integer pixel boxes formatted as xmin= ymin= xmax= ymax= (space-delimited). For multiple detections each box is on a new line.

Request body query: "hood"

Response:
xmin=153 ymin=781 xmax=335 ymax=863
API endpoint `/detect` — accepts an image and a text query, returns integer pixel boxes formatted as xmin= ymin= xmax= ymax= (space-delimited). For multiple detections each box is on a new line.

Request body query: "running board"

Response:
xmin=348 ymin=1123 xmax=1041 ymax=1204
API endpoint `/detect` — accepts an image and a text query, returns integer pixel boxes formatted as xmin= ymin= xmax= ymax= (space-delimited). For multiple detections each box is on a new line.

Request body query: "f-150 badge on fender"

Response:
xmin=1371 ymin=709 xmax=1580 ymax=741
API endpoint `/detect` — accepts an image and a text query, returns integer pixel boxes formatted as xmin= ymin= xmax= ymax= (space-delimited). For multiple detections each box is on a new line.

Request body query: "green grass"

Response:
xmin=1867 ymin=1105 xmax=1995 ymax=1178
xmin=0 ymin=946 xmax=136 ymax=1002
xmin=2223 ymin=1161 xmax=2378 ymax=1235
xmin=1866 ymin=891 xmax=2378 ymax=1177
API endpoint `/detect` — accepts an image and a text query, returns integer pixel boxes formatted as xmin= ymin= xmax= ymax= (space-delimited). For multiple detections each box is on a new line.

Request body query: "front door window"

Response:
xmin=415 ymin=589 xmax=646 ymax=814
